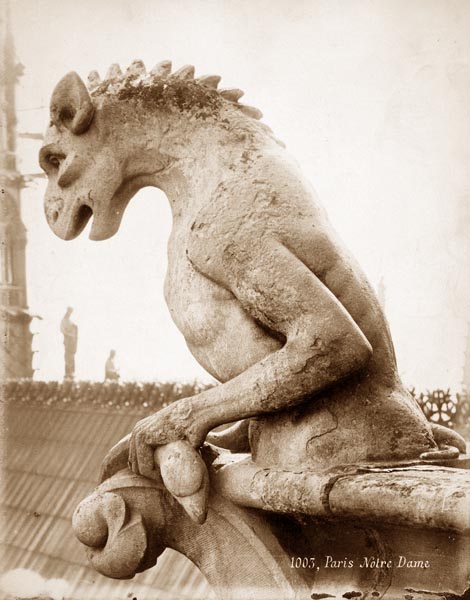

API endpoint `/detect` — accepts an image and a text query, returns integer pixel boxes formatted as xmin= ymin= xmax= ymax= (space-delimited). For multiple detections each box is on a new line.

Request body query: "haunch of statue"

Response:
xmin=40 ymin=61 xmax=466 ymax=528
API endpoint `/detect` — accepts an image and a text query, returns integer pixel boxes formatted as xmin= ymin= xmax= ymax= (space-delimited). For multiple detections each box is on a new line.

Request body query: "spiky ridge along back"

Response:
xmin=87 ymin=59 xmax=264 ymax=121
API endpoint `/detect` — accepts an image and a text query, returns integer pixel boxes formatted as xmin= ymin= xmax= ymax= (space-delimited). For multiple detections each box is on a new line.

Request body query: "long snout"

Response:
xmin=44 ymin=190 xmax=93 ymax=240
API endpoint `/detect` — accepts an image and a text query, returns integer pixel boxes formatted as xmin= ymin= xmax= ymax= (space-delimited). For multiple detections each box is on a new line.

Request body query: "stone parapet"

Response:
xmin=74 ymin=447 xmax=470 ymax=599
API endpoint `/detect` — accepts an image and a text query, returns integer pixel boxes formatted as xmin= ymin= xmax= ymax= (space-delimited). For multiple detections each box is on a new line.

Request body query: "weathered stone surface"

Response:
xmin=220 ymin=88 xmax=244 ymax=102
xmin=196 ymin=74 xmax=221 ymax=88
xmin=213 ymin=451 xmax=470 ymax=532
xmin=73 ymin=467 xmax=311 ymax=599
xmin=73 ymin=452 xmax=470 ymax=596
xmin=49 ymin=71 xmax=95 ymax=135
xmin=41 ymin=61 xmax=469 ymax=593
xmin=40 ymin=60 xmax=465 ymax=484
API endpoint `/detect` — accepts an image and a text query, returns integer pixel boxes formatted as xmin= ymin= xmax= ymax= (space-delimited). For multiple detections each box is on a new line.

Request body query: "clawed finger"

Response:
xmin=99 ymin=433 xmax=131 ymax=482
xmin=155 ymin=440 xmax=204 ymax=496
xmin=173 ymin=464 xmax=209 ymax=525
xmin=129 ymin=424 xmax=157 ymax=479
xmin=126 ymin=424 xmax=210 ymax=524
xmin=155 ymin=441 xmax=209 ymax=524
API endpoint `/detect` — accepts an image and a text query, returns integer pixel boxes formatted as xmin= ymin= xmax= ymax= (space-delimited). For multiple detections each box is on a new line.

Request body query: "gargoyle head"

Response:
xmin=40 ymin=60 xmax=269 ymax=241
xmin=40 ymin=71 xmax=144 ymax=241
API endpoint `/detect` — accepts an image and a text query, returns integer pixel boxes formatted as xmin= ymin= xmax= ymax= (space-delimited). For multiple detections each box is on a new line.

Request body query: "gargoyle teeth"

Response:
xmin=126 ymin=59 xmax=146 ymax=78
xmin=87 ymin=70 xmax=101 ymax=91
xmin=220 ymin=88 xmax=244 ymax=102
xmin=196 ymin=75 xmax=221 ymax=89
xmin=173 ymin=65 xmax=195 ymax=80
xmin=150 ymin=60 xmax=172 ymax=77
xmin=105 ymin=63 xmax=123 ymax=80
xmin=239 ymin=105 xmax=263 ymax=120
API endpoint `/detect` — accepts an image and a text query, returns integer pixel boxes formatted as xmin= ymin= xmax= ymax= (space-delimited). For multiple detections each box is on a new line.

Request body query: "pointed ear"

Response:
xmin=50 ymin=71 xmax=95 ymax=135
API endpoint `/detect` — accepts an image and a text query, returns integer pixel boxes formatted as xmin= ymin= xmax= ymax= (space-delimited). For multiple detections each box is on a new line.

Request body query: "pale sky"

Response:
xmin=9 ymin=0 xmax=470 ymax=389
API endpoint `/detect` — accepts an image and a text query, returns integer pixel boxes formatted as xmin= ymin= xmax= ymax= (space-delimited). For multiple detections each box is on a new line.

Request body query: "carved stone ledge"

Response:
xmin=73 ymin=448 xmax=470 ymax=598
xmin=213 ymin=451 xmax=470 ymax=533
xmin=73 ymin=467 xmax=311 ymax=599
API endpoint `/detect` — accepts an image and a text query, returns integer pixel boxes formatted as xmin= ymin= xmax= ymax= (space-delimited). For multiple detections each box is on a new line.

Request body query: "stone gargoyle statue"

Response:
xmin=40 ymin=61 xmax=468 ymax=594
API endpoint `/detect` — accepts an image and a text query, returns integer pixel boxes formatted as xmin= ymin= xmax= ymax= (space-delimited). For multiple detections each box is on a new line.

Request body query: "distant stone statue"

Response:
xmin=60 ymin=307 xmax=77 ymax=379
xmin=105 ymin=349 xmax=119 ymax=381
xmin=41 ymin=62 xmax=468 ymax=592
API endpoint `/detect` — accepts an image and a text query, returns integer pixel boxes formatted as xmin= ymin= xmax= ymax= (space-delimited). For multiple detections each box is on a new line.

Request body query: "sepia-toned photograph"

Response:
xmin=1 ymin=1 xmax=469 ymax=598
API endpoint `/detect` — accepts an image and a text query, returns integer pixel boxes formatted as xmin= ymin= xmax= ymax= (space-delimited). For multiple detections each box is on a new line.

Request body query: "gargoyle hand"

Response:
xmin=128 ymin=400 xmax=210 ymax=524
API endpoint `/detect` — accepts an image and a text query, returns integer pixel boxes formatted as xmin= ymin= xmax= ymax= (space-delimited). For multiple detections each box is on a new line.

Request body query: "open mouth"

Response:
xmin=46 ymin=199 xmax=94 ymax=240
xmin=47 ymin=177 xmax=138 ymax=241
xmin=73 ymin=204 xmax=94 ymax=237
xmin=61 ymin=202 xmax=94 ymax=240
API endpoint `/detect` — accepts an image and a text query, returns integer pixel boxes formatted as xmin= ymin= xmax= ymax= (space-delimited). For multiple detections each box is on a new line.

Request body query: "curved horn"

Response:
xmin=150 ymin=60 xmax=172 ymax=77
xmin=126 ymin=59 xmax=146 ymax=78
xmin=173 ymin=64 xmax=195 ymax=80
xmin=239 ymin=104 xmax=263 ymax=120
xmin=87 ymin=70 xmax=101 ymax=92
xmin=105 ymin=63 xmax=123 ymax=80
xmin=50 ymin=71 xmax=95 ymax=135
xmin=196 ymin=74 xmax=221 ymax=89
xmin=220 ymin=88 xmax=244 ymax=102
xmin=87 ymin=71 xmax=101 ymax=92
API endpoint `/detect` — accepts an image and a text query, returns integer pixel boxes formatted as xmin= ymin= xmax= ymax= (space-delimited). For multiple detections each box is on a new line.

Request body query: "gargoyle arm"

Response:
xmin=184 ymin=236 xmax=373 ymax=436
xmin=126 ymin=236 xmax=372 ymax=493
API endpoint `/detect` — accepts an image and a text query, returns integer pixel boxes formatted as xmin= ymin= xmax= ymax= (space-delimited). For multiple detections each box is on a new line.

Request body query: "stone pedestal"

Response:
xmin=73 ymin=447 xmax=470 ymax=599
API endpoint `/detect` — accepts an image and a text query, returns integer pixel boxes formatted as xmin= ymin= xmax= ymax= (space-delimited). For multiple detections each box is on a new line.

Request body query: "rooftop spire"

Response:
xmin=0 ymin=0 xmax=34 ymax=379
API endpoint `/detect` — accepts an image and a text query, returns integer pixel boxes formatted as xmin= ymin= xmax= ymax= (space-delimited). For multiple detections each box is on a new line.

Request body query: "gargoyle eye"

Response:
xmin=39 ymin=145 xmax=66 ymax=174
xmin=48 ymin=155 xmax=61 ymax=168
